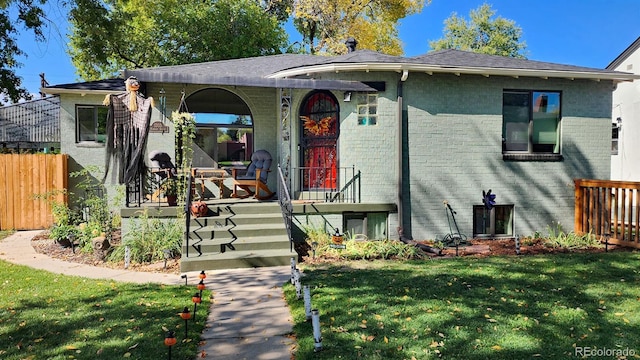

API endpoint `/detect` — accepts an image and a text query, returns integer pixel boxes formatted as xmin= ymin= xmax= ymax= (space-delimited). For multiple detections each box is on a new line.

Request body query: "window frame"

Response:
xmin=75 ymin=104 xmax=108 ymax=143
xmin=473 ymin=205 xmax=514 ymax=238
xmin=356 ymin=93 xmax=378 ymax=126
xmin=502 ymin=90 xmax=563 ymax=161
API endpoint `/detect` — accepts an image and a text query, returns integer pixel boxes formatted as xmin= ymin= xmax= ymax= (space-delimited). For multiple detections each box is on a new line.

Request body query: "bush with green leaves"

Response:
xmin=543 ymin=221 xmax=603 ymax=249
xmin=302 ymin=224 xmax=421 ymax=261
xmin=109 ymin=212 xmax=183 ymax=264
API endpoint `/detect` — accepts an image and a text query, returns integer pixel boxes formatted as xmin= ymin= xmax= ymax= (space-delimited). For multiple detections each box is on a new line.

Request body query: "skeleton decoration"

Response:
xmin=102 ymin=76 xmax=153 ymax=184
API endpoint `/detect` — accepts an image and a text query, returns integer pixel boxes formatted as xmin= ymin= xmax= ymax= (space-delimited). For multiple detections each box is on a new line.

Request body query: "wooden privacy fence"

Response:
xmin=0 ymin=154 xmax=68 ymax=230
xmin=574 ymin=178 xmax=640 ymax=249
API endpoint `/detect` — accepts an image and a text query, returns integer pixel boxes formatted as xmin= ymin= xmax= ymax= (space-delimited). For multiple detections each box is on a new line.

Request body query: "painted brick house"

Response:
xmin=44 ymin=48 xmax=638 ymax=242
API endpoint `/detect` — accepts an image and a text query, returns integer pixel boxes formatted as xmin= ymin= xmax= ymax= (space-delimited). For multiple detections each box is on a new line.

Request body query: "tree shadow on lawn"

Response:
xmin=288 ymin=252 xmax=640 ymax=360
xmin=0 ymin=265 xmax=206 ymax=360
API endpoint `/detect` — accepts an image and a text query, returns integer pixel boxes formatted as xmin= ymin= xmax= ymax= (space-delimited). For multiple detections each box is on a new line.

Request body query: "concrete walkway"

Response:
xmin=0 ymin=231 xmax=296 ymax=360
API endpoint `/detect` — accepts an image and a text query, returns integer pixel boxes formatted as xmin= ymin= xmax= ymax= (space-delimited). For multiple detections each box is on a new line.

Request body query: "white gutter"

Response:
xmin=267 ymin=63 xmax=640 ymax=82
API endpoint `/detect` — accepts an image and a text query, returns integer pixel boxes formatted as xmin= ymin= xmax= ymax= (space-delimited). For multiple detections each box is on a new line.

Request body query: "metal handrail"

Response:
xmin=277 ymin=164 xmax=294 ymax=251
xmin=292 ymin=165 xmax=361 ymax=203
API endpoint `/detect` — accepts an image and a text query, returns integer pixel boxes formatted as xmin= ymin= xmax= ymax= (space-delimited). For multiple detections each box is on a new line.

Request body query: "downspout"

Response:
xmin=397 ymin=69 xmax=408 ymax=239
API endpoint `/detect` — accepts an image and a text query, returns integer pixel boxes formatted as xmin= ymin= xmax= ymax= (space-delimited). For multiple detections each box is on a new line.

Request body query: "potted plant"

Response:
xmin=160 ymin=178 xmax=179 ymax=206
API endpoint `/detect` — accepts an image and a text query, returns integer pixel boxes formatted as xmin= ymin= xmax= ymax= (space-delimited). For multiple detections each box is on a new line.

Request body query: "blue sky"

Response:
xmin=14 ymin=0 xmax=640 ymax=97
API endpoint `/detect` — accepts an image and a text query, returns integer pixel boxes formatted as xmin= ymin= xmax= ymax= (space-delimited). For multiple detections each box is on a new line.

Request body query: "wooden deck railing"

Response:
xmin=574 ymin=179 xmax=640 ymax=249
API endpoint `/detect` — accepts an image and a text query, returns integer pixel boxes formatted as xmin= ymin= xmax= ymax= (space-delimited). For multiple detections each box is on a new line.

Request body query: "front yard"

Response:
xmin=285 ymin=252 xmax=640 ymax=359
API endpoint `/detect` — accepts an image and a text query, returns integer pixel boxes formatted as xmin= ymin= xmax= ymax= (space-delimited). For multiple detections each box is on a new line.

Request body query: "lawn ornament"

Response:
xmin=190 ymin=201 xmax=209 ymax=218
xmin=102 ymin=76 xmax=153 ymax=184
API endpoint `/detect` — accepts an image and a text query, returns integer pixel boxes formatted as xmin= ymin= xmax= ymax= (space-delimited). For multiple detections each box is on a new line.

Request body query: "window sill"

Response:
xmin=502 ymin=153 xmax=563 ymax=162
xmin=76 ymin=142 xmax=106 ymax=148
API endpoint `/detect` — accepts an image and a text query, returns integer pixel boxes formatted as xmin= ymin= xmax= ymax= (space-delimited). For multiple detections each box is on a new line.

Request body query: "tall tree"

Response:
xmin=293 ymin=0 xmax=425 ymax=55
xmin=429 ymin=3 xmax=526 ymax=58
xmin=0 ymin=0 xmax=47 ymax=104
xmin=68 ymin=0 xmax=289 ymax=80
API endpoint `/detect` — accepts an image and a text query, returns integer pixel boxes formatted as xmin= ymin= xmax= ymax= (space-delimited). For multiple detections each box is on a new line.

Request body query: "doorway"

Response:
xmin=299 ymin=91 xmax=339 ymax=190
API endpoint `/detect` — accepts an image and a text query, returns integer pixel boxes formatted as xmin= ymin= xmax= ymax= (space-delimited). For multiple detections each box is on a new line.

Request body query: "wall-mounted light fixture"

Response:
xmin=343 ymin=91 xmax=352 ymax=102
xmin=617 ymin=117 xmax=622 ymax=130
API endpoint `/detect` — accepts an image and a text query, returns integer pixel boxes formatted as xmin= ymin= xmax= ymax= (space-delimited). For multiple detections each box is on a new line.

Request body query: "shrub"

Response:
xmin=302 ymin=224 xmax=421 ymax=261
xmin=543 ymin=221 xmax=603 ymax=250
xmin=109 ymin=211 xmax=183 ymax=264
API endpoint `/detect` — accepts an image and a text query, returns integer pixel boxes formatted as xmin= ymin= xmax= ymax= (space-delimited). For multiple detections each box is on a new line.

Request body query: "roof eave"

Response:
xmin=41 ymin=88 xmax=124 ymax=96
xmin=268 ymin=63 xmax=640 ymax=82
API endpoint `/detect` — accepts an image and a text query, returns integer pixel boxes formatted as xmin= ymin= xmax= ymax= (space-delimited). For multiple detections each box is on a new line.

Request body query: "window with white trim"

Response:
xmin=357 ymin=93 xmax=378 ymax=125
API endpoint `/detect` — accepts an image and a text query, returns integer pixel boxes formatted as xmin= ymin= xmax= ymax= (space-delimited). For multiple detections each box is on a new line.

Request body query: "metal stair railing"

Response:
xmin=277 ymin=164 xmax=294 ymax=251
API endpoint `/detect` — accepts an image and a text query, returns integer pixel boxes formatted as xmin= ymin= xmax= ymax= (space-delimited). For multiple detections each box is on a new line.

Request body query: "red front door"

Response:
xmin=299 ymin=91 xmax=339 ymax=190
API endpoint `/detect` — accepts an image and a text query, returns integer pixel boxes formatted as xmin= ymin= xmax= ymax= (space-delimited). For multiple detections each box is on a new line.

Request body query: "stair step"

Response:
xmin=189 ymin=213 xmax=284 ymax=227
xmin=200 ymin=202 xmax=282 ymax=215
xmin=189 ymin=223 xmax=287 ymax=240
xmin=183 ymin=234 xmax=290 ymax=252
xmin=180 ymin=248 xmax=296 ymax=272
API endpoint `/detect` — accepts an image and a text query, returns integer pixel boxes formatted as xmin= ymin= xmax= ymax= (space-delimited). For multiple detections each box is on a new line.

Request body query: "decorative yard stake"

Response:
xmin=180 ymin=307 xmax=191 ymax=339
xmin=291 ymin=257 xmax=296 ymax=284
xmin=311 ymin=309 xmax=323 ymax=352
xmin=604 ymin=233 xmax=610 ymax=252
xmin=295 ymin=269 xmax=302 ymax=300
xmin=164 ymin=330 xmax=177 ymax=360
xmin=482 ymin=189 xmax=497 ymax=239
xmin=197 ymin=280 xmax=206 ymax=298
xmin=124 ymin=246 xmax=131 ymax=269
xmin=192 ymin=292 xmax=202 ymax=322
xmin=303 ymin=286 xmax=312 ymax=321
xmin=515 ymin=235 xmax=521 ymax=255
xmin=181 ymin=274 xmax=187 ymax=286
xmin=199 ymin=270 xmax=207 ymax=281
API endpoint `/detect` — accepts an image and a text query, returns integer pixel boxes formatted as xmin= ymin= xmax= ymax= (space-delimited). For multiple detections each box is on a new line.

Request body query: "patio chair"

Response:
xmin=231 ymin=149 xmax=275 ymax=200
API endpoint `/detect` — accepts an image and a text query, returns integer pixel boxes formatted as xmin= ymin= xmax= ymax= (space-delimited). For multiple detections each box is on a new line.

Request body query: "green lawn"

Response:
xmin=0 ymin=259 xmax=209 ymax=360
xmin=285 ymin=252 xmax=640 ymax=359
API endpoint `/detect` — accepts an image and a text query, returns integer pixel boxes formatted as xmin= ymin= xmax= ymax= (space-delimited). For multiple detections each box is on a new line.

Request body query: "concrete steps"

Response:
xmin=180 ymin=202 xmax=293 ymax=272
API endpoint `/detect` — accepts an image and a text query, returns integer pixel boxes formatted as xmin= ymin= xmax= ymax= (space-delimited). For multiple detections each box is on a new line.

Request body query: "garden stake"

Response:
xmin=295 ymin=269 xmax=302 ymax=300
xmin=290 ymin=257 xmax=296 ymax=284
xmin=181 ymin=274 xmax=187 ymax=286
xmin=312 ymin=309 xmax=323 ymax=352
xmin=180 ymin=307 xmax=191 ymax=339
xmin=192 ymin=292 xmax=202 ymax=322
xmin=303 ymin=285 xmax=312 ymax=321
xmin=164 ymin=330 xmax=177 ymax=360
xmin=515 ymin=235 xmax=521 ymax=255
xmin=197 ymin=279 xmax=206 ymax=298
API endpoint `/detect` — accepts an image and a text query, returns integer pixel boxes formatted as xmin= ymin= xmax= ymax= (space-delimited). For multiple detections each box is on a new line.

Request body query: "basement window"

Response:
xmin=343 ymin=212 xmax=387 ymax=240
xmin=473 ymin=205 xmax=514 ymax=238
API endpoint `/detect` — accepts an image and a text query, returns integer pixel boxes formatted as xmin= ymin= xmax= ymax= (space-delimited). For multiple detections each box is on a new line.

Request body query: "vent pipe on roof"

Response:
xmin=345 ymin=37 xmax=357 ymax=52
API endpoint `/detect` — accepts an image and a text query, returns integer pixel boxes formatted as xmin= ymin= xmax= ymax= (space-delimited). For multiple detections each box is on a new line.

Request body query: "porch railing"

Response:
xmin=125 ymin=167 xmax=180 ymax=207
xmin=292 ymin=166 xmax=361 ymax=203
xmin=574 ymin=178 xmax=640 ymax=249
xmin=277 ymin=165 xmax=294 ymax=251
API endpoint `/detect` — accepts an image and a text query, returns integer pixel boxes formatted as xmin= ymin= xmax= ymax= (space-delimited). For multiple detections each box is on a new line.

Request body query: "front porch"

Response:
xmin=120 ymin=165 xmax=396 ymax=271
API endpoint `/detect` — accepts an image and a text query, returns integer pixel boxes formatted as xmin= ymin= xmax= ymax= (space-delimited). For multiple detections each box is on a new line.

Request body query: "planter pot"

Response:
xmin=166 ymin=195 xmax=178 ymax=206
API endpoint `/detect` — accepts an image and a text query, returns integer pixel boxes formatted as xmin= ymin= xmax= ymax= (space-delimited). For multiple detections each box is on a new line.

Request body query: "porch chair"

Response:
xmin=231 ymin=149 xmax=275 ymax=200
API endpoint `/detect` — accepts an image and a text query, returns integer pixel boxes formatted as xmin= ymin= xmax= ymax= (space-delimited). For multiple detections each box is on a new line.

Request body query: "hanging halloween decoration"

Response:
xmin=102 ymin=76 xmax=153 ymax=184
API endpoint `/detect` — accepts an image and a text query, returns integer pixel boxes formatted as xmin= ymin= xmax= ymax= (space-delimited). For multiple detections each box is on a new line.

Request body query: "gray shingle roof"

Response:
xmin=45 ymin=48 xmax=637 ymax=94
xmin=410 ymin=49 xmax=614 ymax=73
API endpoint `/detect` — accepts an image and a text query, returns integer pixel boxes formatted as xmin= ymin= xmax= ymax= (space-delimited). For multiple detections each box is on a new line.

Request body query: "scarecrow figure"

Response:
xmin=103 ymin=76 xmax=153 ymax=184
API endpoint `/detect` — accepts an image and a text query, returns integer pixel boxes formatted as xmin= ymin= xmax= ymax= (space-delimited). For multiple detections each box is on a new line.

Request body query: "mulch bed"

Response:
xmin=422 ymin=237 xmax=630 ymax=258
xmin=30 ymin=230 xmax=181 ymax=275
